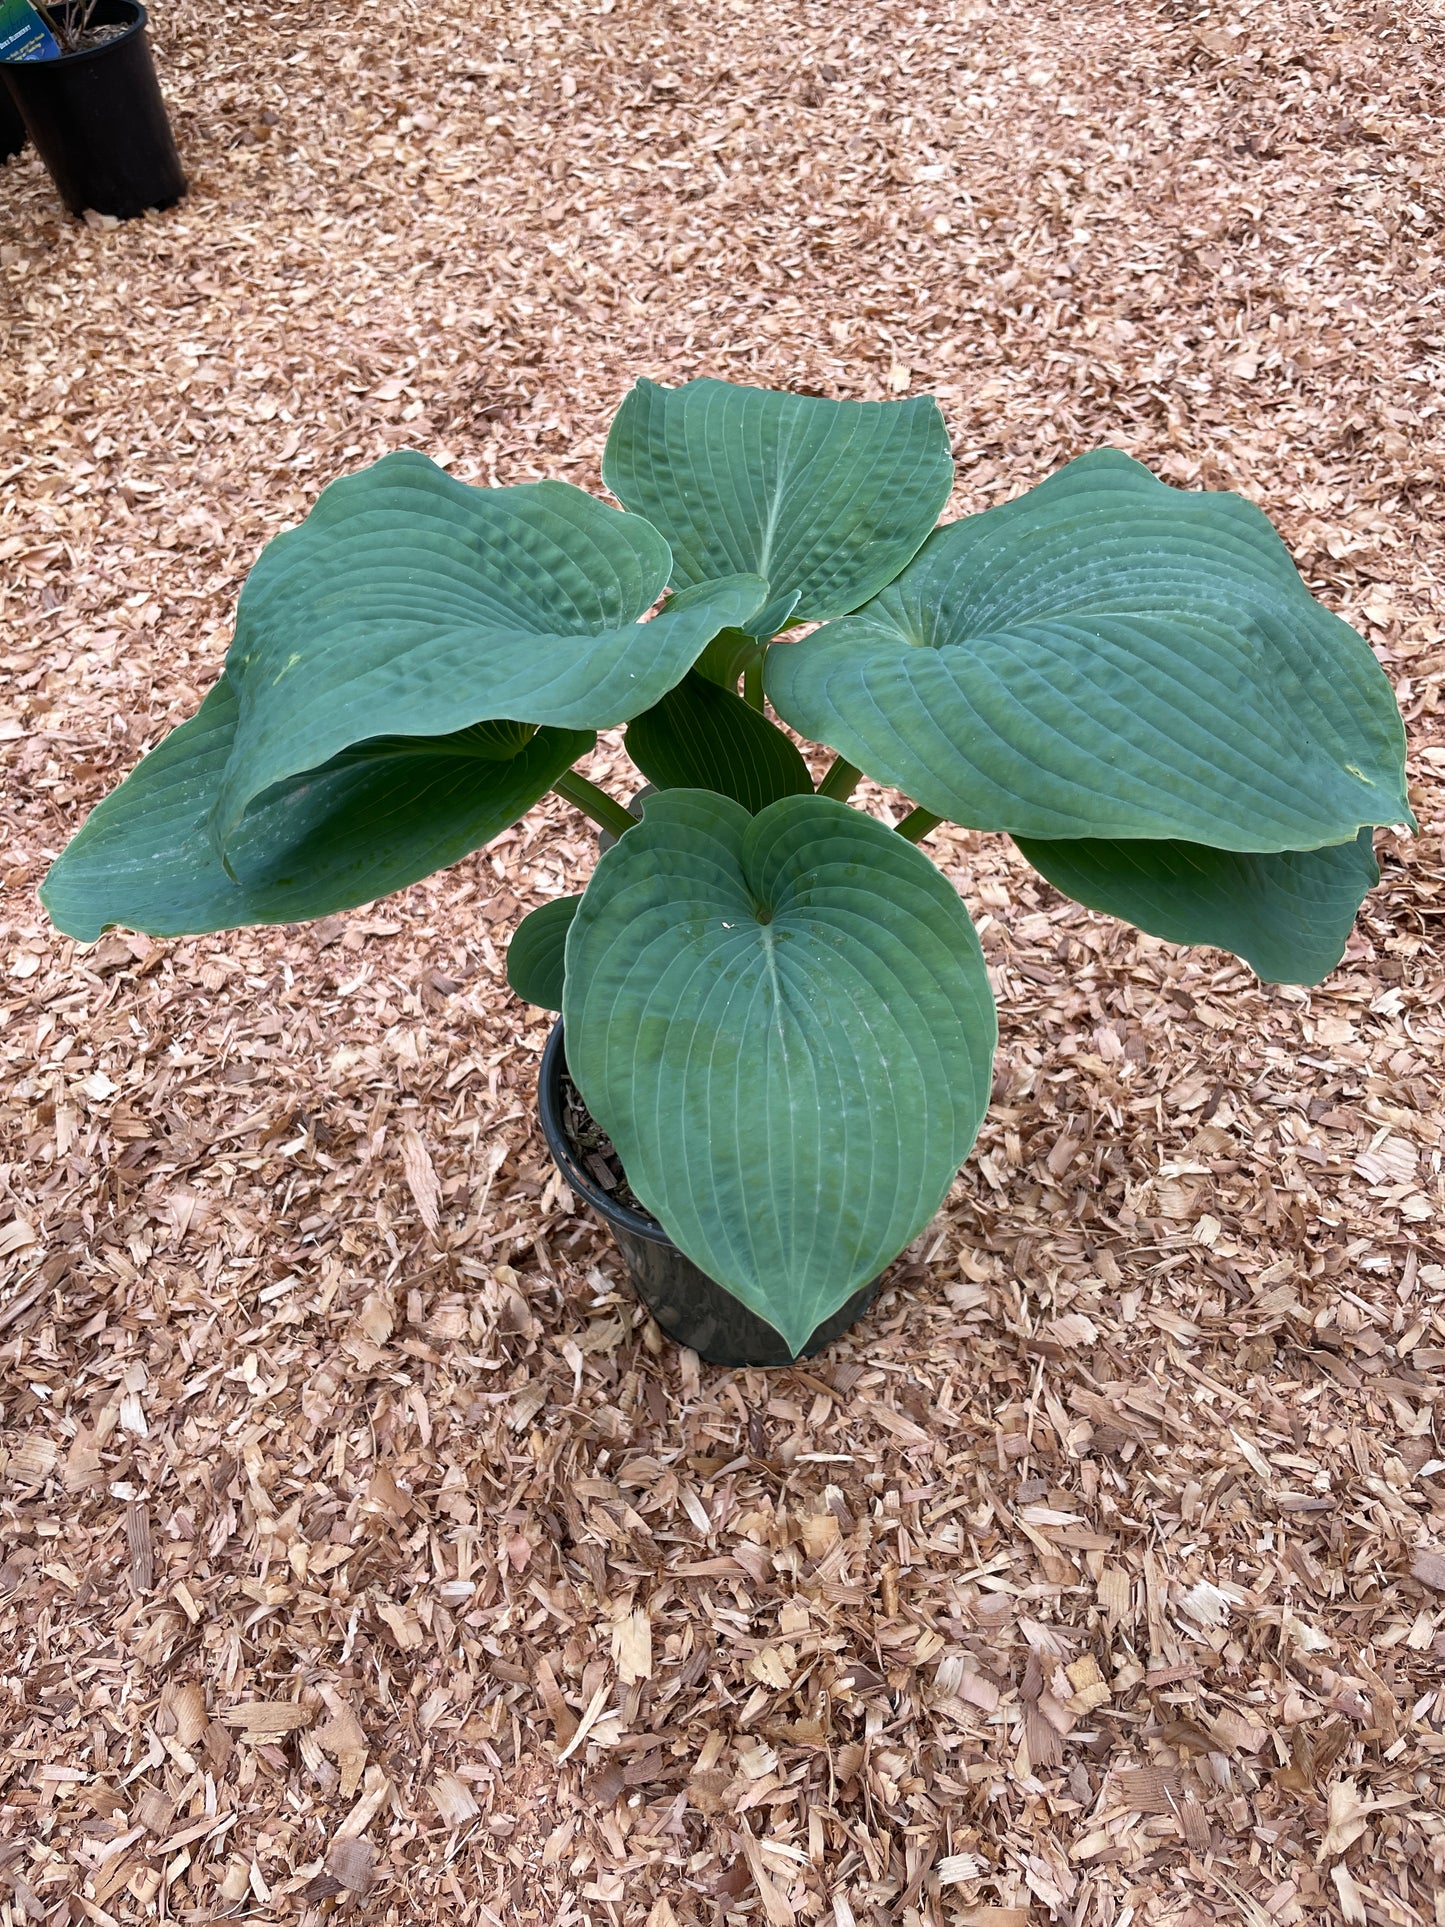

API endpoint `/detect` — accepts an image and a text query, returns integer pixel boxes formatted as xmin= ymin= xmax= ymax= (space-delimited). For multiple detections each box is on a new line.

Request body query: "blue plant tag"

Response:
xmin=0 ymin=0 xmax=61 ymax=61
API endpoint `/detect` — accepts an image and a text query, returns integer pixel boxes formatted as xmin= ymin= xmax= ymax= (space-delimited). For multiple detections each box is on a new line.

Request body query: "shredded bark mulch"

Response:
xmin=2 ymin=0 xmax=1444 ymax=1922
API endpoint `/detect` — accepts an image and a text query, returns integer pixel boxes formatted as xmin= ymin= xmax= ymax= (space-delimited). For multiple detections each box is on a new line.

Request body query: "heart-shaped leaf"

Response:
xmin=768 ymin=449 xmax=1411 ymax=852
xmin=506 ymin=895 xmax=580 ymax=1010
xmin=40 ymin=676 xmax=592 ymax=941
xmin=625 ymin=670 xmax=814 ymax=813
xmin=602 ymin=378 xmax=954 ymax=639
xmin=209 ymin=450 xmax=765 ymax=859
xmin=563 ymin=790 xmax=996 ymax=1355
xmin=1014 ymin=829 xmax=1378 ymax=985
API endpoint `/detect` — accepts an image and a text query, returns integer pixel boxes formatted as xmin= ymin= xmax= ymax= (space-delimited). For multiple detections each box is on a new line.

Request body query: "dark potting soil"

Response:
xmin=558 ymin=1067 xmax=660 ymax=1225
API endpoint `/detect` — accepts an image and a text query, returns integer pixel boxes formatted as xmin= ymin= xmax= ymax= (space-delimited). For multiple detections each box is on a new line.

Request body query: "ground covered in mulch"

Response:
xmin=3 ymin=0 xmax=1445 ymax=1922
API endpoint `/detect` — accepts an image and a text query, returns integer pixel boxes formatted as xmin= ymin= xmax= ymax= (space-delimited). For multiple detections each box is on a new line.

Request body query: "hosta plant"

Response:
xmin=42 ymin=378 xmax=1412 ymax=1357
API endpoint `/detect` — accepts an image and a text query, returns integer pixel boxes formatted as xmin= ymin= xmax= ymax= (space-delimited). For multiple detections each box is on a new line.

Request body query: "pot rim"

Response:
xmin=0 ymin=0 xmax=146 ymax=68
xmin=536 ymin=1018 xmax=675 ymax=1247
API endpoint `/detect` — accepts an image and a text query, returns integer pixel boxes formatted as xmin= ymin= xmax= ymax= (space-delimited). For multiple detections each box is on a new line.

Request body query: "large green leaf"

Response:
xmin=768 ymin=449 xmax=1412 ymax=852
xmin=506 ymin=895 xmax=580 ymax=1010
xmin=1015 ymin=829 xmax=1378 ymax=985
xmin=40 ymin=676 xmax=592 ymax=941
xmin=602 ymin=378 xmax=954 ymax=640
xmin=208 ymin=450 xmax=766 ymax=860
xmin=625 ymin=670 xmax=814 ymax=813
xmin=563 ymin=790 xmax=996 ymax=1355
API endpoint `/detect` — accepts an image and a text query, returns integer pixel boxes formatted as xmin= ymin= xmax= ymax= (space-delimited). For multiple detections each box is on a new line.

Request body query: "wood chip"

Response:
xmin=611 ymin=1607 xmax=653 ymax=1685
xmin=167 ymin=1683 xmax=209 ymax=1749
xmin=220 ymin=1702 xmax=313 ymax=1736
xmin=427 ymin=1772 xmax=481 ymax=1828
xmin=401 ymin=1126 xmax=443 ymax=1235
xmin=324 ymin=1835 xmax=377 ymax=1897
xmin=124 ymin=1500 xmax=152 ymax=1594
xmin=334 ymin=1766 xmax=393 ymax=1842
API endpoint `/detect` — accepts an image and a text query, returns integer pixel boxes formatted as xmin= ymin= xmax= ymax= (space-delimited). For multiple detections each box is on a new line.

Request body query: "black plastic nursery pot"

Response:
xmin=0 ymin=79 xmax=25 ymax=160
xmin=2 ymin=0 xmax=185 ymax=219
xmin=537 ymin=1020 xmax=878 ymax=1368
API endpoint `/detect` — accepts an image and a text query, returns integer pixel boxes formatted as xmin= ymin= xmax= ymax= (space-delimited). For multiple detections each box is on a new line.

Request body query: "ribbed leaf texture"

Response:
xmin=603 ymin=378 xmax=954 ymax=640
xmin=563 ymin=790 xmax=997 ymax=1355
xmin=1013 ymin=830 xmax=1379 ymax=985
xmin=207 ymin=449 xmax=765 ymax=859
xmin=626 ymin=671 xmax=814 ymax=813
xmin=768 ymin=449 xmax=1411 ymax=851
xmin=41 ymin=678 xmax=593 ymax=940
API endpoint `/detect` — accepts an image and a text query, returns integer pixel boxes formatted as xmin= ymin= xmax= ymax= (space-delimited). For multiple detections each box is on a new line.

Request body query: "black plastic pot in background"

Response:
xmin=537 ymin=1019 xmax=878 ymax=1368
xmin=2 ymin=0 xmax=185 ymax=219
xmin=0 ymin=78 xmax=25 ymax=161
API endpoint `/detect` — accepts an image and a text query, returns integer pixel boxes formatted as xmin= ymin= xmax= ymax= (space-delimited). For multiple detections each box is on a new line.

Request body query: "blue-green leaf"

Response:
xmin=506 ymin=895 xmax=580 ymax=1010
xmin=1015 ymin=829 xmax=1379 ymax=985
xmin=563 ymin=790 xmax=996 ymax=1355
xmin=625 ymin=671 xmax=814 ymax=813
xmin=768 ymin=449 xmax=1412 ymax=853
xmin=693 ymin=626 xmax=767 ymax=692
xmin=207 ymin=450 xmax=765 ymax=860
xmin=40 ymin=677 xmax=591 ymax=940
xmin=602 ymin=378 xmax=954 ymax=639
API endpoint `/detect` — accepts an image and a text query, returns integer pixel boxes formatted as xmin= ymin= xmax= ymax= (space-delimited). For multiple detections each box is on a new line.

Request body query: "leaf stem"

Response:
xmin=817 ymin=757 xmax=862 ymax=802
xmin=742 ymin=657 xmax=765 ymax=711
xmin=895 ymin=806 xmax=944 ymax=843
xmin=553 ymin=771 xmax=638 ymax=841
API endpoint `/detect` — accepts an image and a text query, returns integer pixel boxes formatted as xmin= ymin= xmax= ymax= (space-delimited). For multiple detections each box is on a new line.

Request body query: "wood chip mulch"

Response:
xmin=2 ymin=1 xmax=1444 ymax=1922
